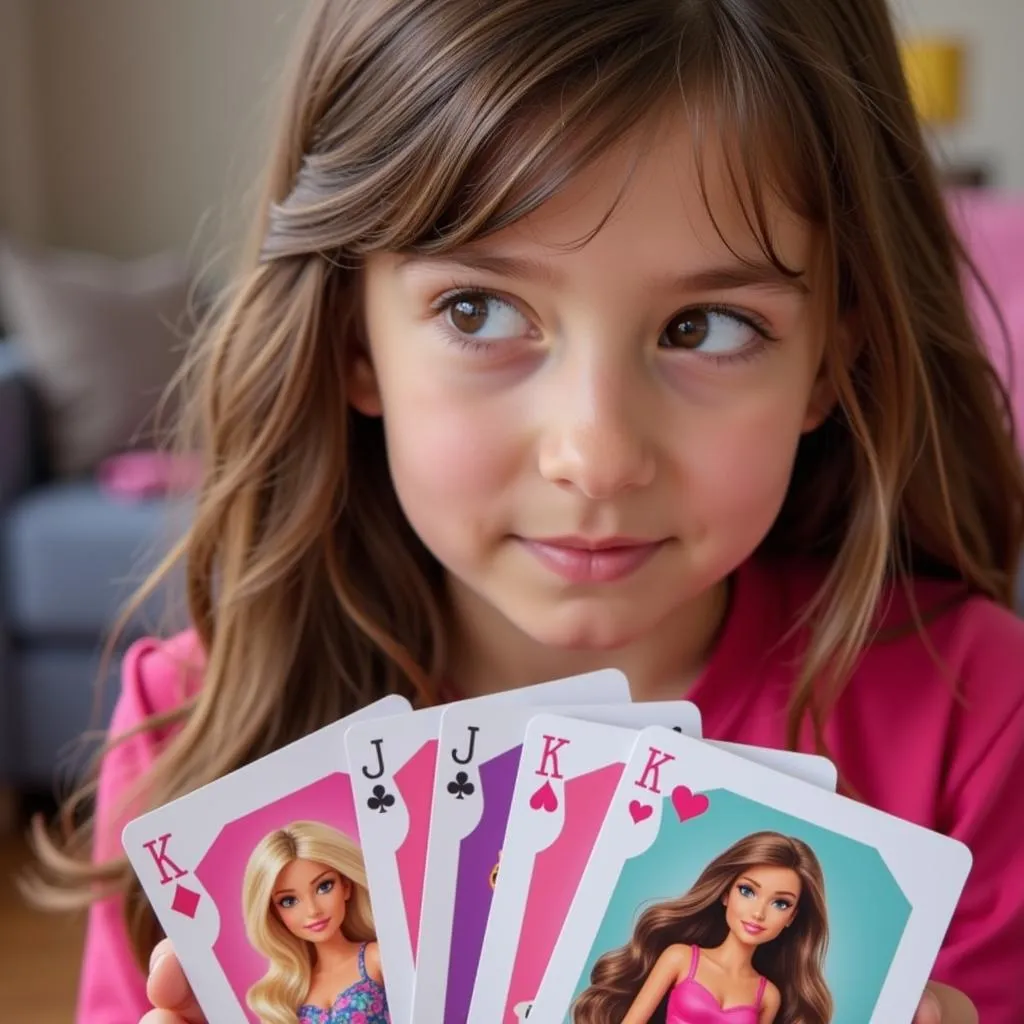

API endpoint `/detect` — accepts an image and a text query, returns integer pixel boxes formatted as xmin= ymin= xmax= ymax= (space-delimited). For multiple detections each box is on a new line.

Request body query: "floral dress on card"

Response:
xmin=297 ymin=943 xmax=389 ymax=1024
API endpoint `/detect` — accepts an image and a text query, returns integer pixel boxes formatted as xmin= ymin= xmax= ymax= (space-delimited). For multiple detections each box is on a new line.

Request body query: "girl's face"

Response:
xmin=271 ymin=857 xmax=351 ymax=944
xmin=723 ymin=865 xmax=801 ymax=946
xmin=355 ymin=112 xmax=832 ymax=663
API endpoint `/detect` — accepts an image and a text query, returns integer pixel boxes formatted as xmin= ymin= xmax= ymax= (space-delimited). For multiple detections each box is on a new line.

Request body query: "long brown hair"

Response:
xmin=574 ymin=832 xmax=832 ymax=1024
xmin=29 ymin=0 xmax=1024 ymax=970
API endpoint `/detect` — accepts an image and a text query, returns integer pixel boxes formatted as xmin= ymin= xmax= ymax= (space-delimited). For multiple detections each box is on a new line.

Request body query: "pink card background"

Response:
xmin=393 ymin=738 xmax=438 ymax=957
xmin=504 ymin=762 xmax=624 ymax=1022
xmin=193 ymin=772 xmax=359 ymax=1022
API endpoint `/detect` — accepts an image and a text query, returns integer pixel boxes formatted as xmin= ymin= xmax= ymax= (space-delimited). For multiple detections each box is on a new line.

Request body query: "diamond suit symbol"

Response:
xmin=171 ymin=883 xmax=201 ymax=918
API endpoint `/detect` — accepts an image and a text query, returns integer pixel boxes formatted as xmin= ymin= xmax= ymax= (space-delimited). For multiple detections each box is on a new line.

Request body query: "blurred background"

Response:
xmin=0 ymin=1 xmax=1022 ymax=1021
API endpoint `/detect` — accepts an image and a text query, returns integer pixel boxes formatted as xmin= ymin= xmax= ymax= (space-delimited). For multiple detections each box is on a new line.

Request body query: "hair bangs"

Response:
xmin=681 ymin=30 xmax=833 ymax=296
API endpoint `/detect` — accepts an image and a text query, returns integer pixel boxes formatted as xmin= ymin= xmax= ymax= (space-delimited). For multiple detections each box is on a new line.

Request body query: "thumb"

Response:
xmin=915 ymin=988 xmax=943 ymax=1024
xmin=146 ymin=939 xmax=207 ymax=1024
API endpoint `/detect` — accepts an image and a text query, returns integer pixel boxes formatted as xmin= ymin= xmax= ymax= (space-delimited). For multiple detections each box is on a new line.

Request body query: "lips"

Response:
xmin=742 ymin=920 xmax=766 ymax=936
xmin=521 ymin=536 xmax=666 ymax=584
xmin=305 ymin=918 xmax=331 ymax=933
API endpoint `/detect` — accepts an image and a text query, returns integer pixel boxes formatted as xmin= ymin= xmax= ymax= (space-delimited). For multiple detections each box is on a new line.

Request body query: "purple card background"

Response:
xmin=444 ymin=745 xmax=522 ymax=1024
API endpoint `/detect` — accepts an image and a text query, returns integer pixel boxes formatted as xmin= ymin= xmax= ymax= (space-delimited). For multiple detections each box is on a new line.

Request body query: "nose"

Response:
xmin=752 ymin=903 xmax=767 ymax=921
xmin=537 ymin=352 xmax=655 ymax=499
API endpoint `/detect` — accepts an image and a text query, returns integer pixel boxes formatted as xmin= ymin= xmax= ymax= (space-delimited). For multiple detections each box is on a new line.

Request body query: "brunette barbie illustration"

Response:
xmin=573 ymin=832 xmax=833 ymax=1024
xmin=242 ymin=820 xmax=389 ymax=1024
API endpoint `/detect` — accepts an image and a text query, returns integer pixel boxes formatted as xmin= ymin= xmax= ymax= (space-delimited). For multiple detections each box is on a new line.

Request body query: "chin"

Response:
xmin=518 ymin=610 xmax=650 ymax=652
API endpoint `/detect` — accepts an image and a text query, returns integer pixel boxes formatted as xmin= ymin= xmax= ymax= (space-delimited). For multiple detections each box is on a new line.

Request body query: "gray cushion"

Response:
xmin=1 ymin=480 xmax=190 ymax=639
xmin=3 ymin=647 xmax=123 ymax=786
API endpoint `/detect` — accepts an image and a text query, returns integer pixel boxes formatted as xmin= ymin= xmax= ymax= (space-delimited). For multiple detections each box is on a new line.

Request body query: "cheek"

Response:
xmin=681 ymin=385 xmax=811 ymax=517
xmin=382 ymin=390 xmax=524 ymax=528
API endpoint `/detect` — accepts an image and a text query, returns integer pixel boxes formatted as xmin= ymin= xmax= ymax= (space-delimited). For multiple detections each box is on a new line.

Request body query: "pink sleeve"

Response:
xmin=932 ymin=608 xmax=1024 ymax=1023
xmin=76 ymin=633 xmax=199 ymax=1024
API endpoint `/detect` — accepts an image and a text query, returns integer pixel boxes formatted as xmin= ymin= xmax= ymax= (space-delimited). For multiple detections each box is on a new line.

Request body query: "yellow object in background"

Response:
xmin=901 ymin=38 xmax=965 ymax=126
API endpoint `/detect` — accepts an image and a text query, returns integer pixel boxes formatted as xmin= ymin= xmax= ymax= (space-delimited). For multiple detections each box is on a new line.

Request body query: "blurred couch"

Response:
xmin=0 ymin=241 xmax=194 ymax=796
xmin=0 ymin=339 xmax=190 ymax=791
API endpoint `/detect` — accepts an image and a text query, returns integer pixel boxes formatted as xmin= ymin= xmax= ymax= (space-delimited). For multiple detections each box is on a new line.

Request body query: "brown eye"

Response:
xmin=661 ymin=309 xmax=710 ymax=350
xmin=658 ymin=307 xmax=762 ymax=357
xmin=450 ymin=294 xmax=490 ymax=334
xmin=441 ymin=290 xmax=532 ymax=342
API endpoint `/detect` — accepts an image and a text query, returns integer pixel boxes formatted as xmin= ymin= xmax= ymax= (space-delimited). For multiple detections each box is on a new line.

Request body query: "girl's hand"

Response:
xmin=914 ymin=982 xmax=978 ymax=1024
xmin=141 ymin=939 xmax=207 ymax=1024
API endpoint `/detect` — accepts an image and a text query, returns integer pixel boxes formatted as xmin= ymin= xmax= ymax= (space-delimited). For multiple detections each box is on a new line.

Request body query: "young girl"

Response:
xmin=28 ymin=0 xmax=1024 ymax=1022
xmin=574 ymin=831 xmax=832 ymax=1024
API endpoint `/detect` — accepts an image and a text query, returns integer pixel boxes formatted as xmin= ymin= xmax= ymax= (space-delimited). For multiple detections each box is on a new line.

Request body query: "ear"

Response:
xmin=347 ymin=336 xmax=384 ymax=417
xmin=802 ymin=314 xmax=856 ymax=434
xmin=802 ymin=373 xmax=834 ymax=434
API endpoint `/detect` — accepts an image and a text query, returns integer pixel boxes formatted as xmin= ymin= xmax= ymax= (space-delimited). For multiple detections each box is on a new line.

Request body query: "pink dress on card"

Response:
xmin=666 ymin=946 xmax=767 ymax=1024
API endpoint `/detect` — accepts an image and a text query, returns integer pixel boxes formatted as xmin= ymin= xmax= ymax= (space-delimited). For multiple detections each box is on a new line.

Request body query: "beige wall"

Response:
xmin=0 ymin=0 xmax=45 ymax=242
xmin=1 ymin=0 xmax=1021 ymax=265
xmin=17 ymin=0 xmax=304 ymax=261
xmin=892 ymin=0 xmax=1024 ymax=189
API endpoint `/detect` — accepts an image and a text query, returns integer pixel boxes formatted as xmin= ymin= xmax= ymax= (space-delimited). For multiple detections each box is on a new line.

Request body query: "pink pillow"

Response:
xmin=97 ymin=450 xmax=202 ymax=503
xmin=947 ymin=190 xmax=1024 ymax=442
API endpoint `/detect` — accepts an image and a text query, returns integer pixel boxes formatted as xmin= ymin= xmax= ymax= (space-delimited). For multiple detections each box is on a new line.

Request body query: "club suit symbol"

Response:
xmin=447 ymin=771 xmax=475 ymax=800
xmin=366 ymin=784 xmax=396 ymax=813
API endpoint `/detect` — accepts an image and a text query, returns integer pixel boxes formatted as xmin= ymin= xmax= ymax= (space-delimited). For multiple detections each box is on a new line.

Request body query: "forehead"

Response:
xmin=275 ymin=857 xmax=331 ymax=889
xmin=464 ymin=111 xmax=813 ymax=280
xmin=742 ymin=864 xmax=803 ymax=893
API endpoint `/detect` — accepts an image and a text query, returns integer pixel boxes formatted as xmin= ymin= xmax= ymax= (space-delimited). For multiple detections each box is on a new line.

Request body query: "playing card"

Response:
xmin=412 ymin=700 xmax=702 ymax=1024
xmin=344 ymin=669 xmax=630 ymax=1024
xmin=712 ymin=739 xmax=837 ymax=790
xmin=121 ymin=694 xmax=411 ymax=1024
xmin=470 ymin=715 xmax=838 ymax=1023
xmin=530 ymin=725 xmax=973 ymax=1024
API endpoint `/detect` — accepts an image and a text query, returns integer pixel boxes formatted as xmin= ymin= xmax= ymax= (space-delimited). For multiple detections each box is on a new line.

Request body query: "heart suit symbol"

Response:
xmin=628 ymin=800 xmax=653 ymax=823
xmin=671 ymin=785 xmax=710 ymax=822
xmin=529 ymin=780 xmax=558 ymax=812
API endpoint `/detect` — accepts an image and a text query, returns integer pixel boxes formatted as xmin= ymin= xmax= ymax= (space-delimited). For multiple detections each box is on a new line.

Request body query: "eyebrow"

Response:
xmin=740 ymin=876 xmax=798 ymax=899
xmin=399 ymin=251 xmax=808 ymax=296
xmin=273 ymin=869 xmax=334 ymax=897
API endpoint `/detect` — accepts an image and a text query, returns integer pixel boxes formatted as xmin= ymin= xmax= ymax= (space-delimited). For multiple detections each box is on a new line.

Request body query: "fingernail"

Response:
xmin=149 ymin=944 xmax=170 ymax=974
xmin=920 ymin=991 xmax=942 ymax=1024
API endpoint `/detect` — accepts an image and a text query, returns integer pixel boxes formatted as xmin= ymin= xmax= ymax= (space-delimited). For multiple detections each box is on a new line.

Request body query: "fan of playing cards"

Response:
xmin=122 ymin=670 xmax=972 ymax=1024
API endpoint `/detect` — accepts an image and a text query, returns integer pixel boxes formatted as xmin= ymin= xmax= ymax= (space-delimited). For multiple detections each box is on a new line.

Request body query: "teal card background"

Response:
xmin=571 ymin=789 xmax=911 ymax=1023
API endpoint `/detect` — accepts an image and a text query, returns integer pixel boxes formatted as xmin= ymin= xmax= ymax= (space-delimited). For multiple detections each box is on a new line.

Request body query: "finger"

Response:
xmin=146 ymin=941 xmax=206 ymax=1024
xmin=918 ymin=982 xmax=979 ymax=1024
xmin=914 ymin=988 xmax=942 ymax=1024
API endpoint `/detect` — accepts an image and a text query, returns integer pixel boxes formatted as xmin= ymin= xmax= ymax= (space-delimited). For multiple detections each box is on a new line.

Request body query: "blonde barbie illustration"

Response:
xmin=574 ymin=832 xmax=833 ymax=1024
xmin=242 ymin=820 xmax=389 ymax=1024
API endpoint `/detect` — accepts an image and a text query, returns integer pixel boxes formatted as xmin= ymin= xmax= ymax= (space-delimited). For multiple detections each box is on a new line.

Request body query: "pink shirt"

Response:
xmin=77 ymin=557 xmax=1024 ymax=1023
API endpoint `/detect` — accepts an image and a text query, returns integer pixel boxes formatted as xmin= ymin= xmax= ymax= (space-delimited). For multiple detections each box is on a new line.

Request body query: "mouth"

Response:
xmin=305 ymin=918 xmax=331 ymax=933
xmin=520 ymin=536 xmax=666 ymax=584
xmin=742 ymin=921 xmax=766 ymax=936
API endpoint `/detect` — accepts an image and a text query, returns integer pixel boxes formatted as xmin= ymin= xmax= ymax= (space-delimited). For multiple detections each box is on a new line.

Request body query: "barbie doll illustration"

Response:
xmin=573 ymin=832 xmax=833 ymax=1024
xmin=242 ymin=820 xmax=389 ymax=1024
